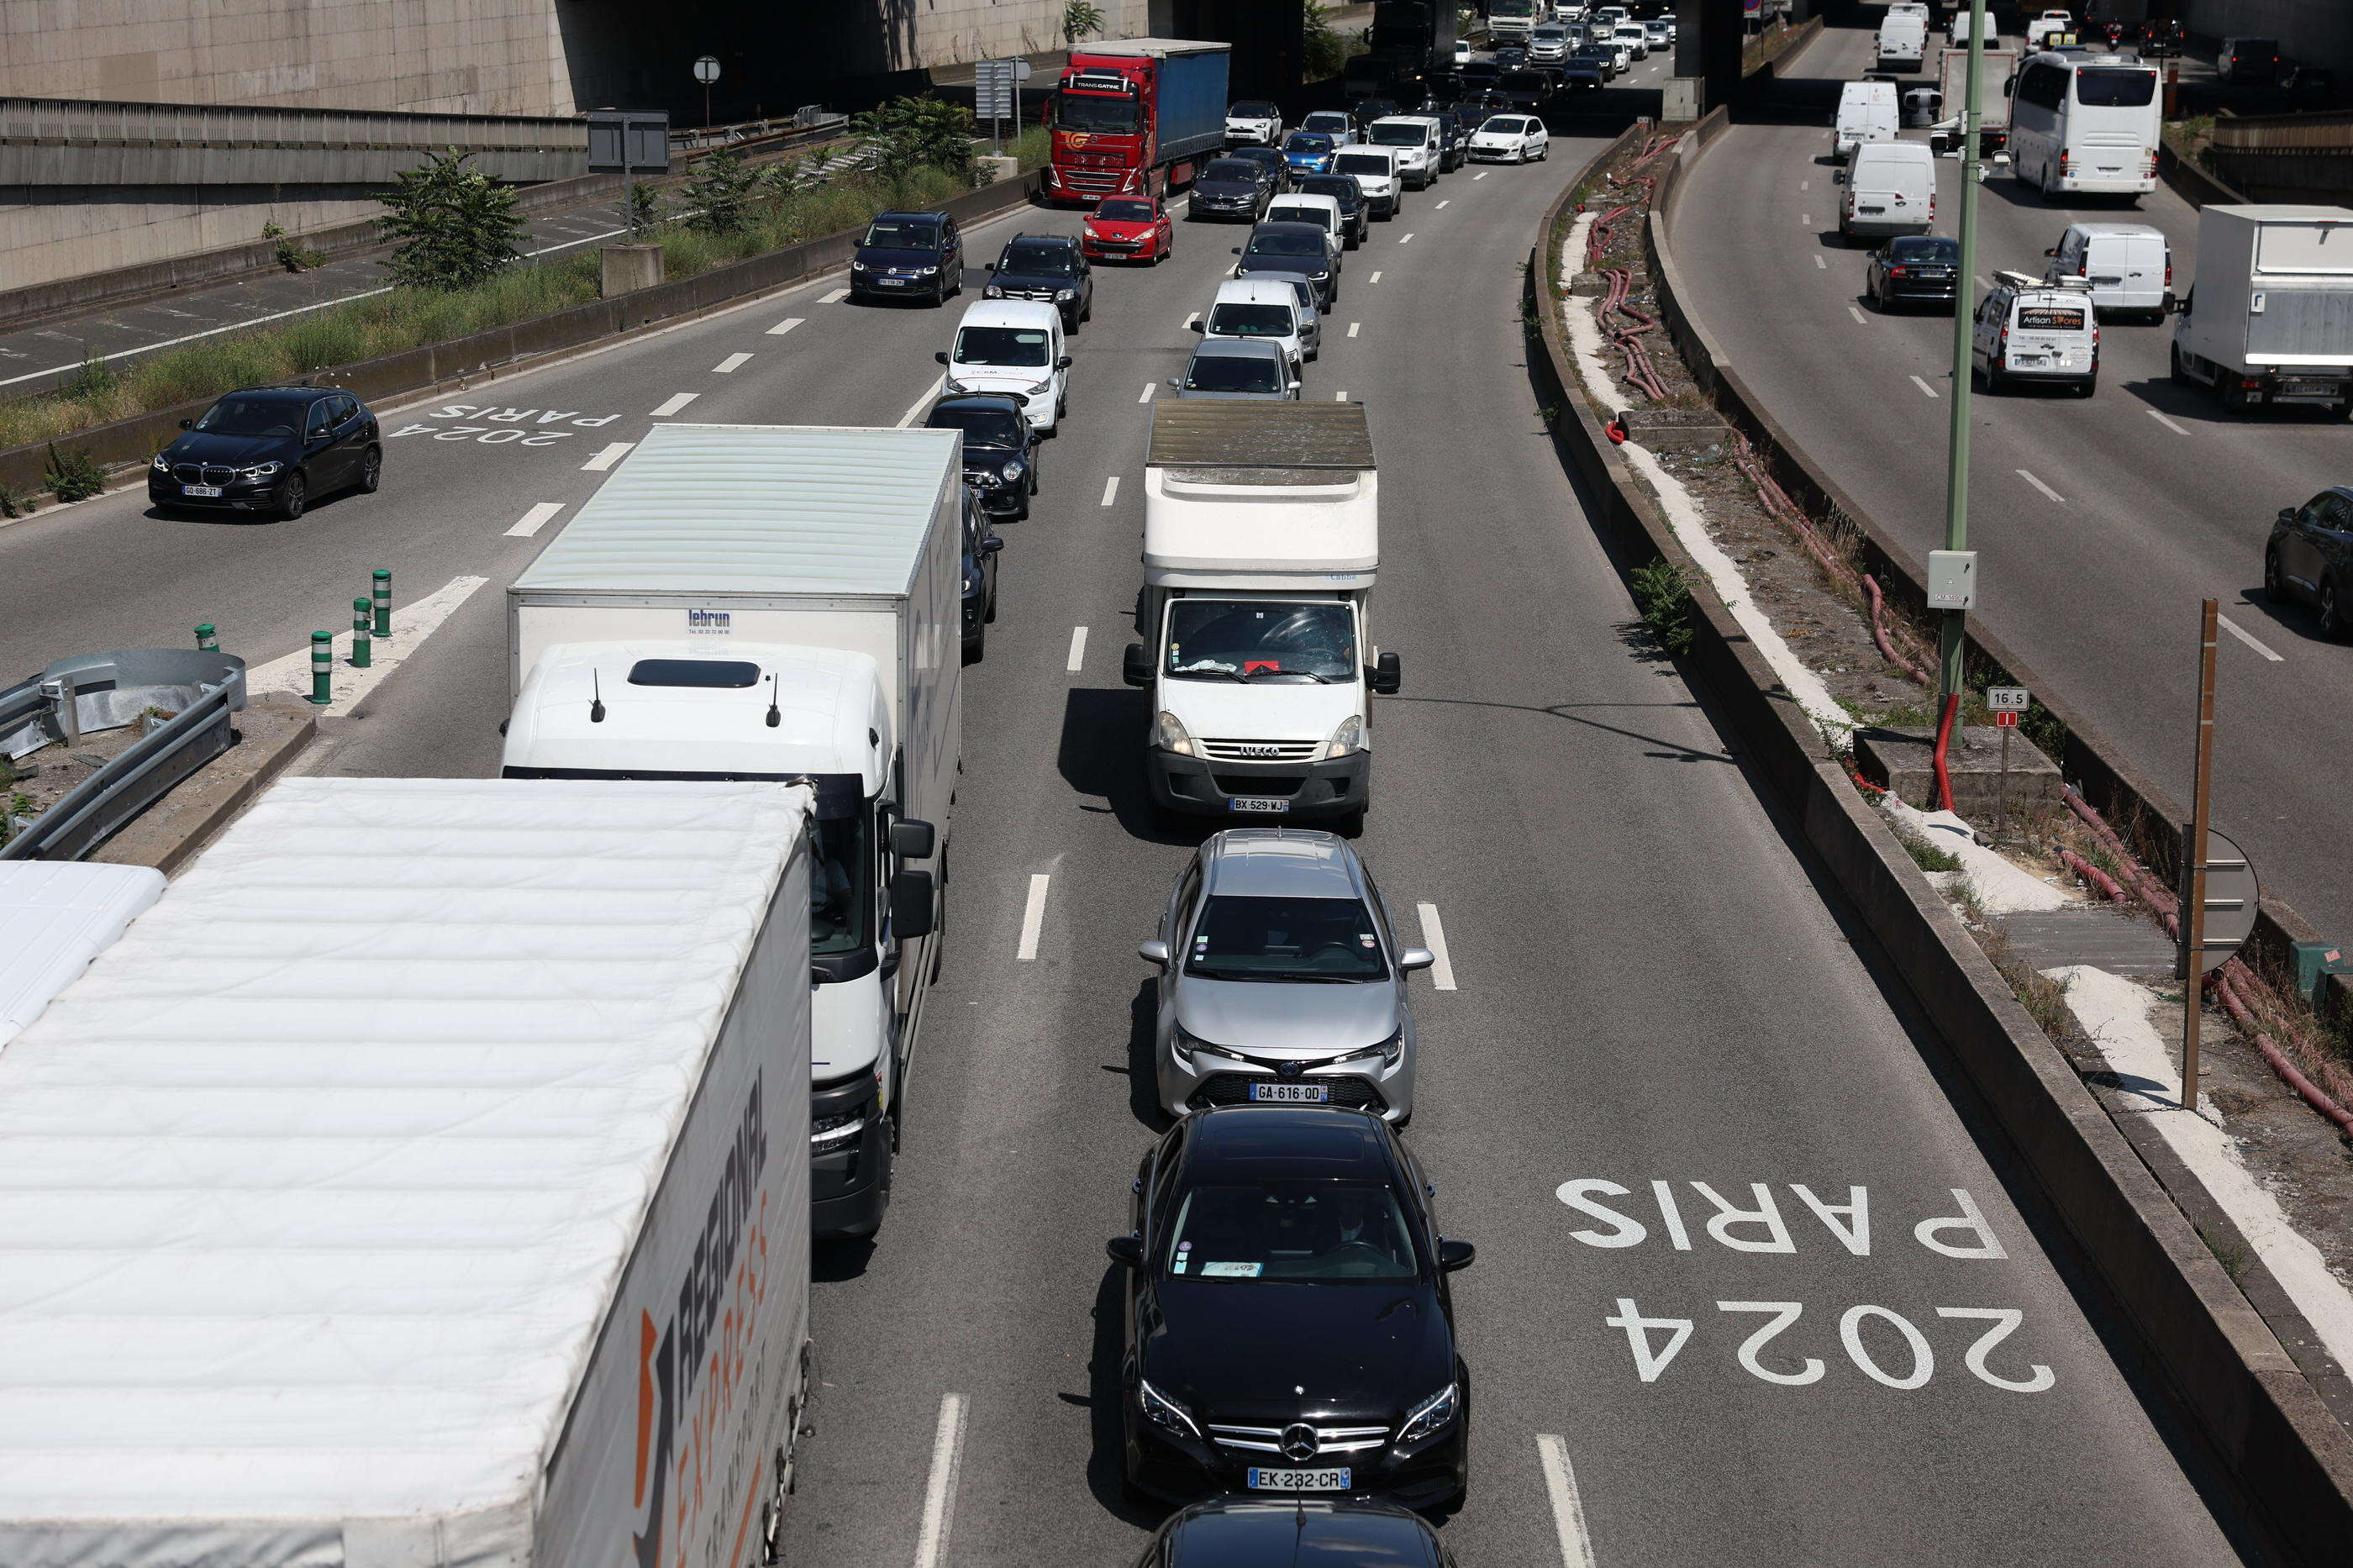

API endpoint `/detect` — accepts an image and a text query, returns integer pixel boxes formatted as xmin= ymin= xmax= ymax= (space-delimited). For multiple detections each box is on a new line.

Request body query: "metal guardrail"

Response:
xmin=0 ymin=95 xmax=587 ymax=154
xmin=0 ymin=649 xmax=246 ymax=863
xmin=671 ymin=109 xmax=850 ymax=155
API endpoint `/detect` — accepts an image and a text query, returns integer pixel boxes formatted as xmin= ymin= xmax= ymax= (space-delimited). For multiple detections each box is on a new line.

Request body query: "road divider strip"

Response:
xmin=244 ymin=574 xmax=487 ymax=719
xmin=1537 ymin=1434 xmax=1599 ymax=1568
xmin=1100 ymin=475 xmax=1119 ymax=507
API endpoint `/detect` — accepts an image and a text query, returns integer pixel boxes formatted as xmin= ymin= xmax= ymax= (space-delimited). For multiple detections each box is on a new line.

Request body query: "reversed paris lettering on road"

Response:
xmin=1555 ymin=1179 xmax=2006 ymax=1258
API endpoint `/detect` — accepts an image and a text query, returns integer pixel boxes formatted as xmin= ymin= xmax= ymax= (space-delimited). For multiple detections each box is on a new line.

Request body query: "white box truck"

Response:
xmin=504 ymin=422 xmax=961 ymax=1239
xmin=0 ymin=776 xmax=816 ymax=1568
xmin=2171 ymin=205 xmax=2353 ymax=416
xmin=1931 ymin=45 xmax=2018 ymax=155
xmin=1121 ymin=401 xmax=1398 ymax=831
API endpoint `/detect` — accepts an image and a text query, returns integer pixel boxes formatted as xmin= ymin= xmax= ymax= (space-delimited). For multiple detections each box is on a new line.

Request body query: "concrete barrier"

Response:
xmin=0 ymin=171 xmax=1043 ymax=504
xmin=1535 ymin=127 xmax=2353 ymax=1565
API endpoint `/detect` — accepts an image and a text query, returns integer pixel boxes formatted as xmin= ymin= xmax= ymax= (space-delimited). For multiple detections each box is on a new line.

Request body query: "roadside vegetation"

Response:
xmin=1 ymin=100 xmax=1012 ymax=457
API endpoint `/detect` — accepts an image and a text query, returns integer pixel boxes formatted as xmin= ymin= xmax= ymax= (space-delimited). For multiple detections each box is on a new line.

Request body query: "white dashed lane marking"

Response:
xmin=503 ymin=502 xmax=565 ymax=538
xmin=650 ymin=392 xmax=699 ymax=417
xmin=712 ymin=352 xmax=752 ymax=373
xmin=582 ymin=441 xmax=634 ymax=471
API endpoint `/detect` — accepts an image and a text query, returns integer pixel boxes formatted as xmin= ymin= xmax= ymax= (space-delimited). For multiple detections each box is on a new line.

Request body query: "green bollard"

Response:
xmin=372 ymin=569 xmax=392 ymax=638
xmin=350 ymin=598 xmax=372 ymax=669
xmin=308 ymin=631 xmax=334 ymax=705
xmin=195 ymin=623 xmax=218 ymax=651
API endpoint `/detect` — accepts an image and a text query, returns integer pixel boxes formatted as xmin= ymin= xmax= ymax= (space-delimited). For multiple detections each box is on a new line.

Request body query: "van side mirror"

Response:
xmin=1190 ymin=319 xmax=1205 ymax=332
xmin=891 ymin=818 xmax=937 ymax=860
xmin=1057 ymin=355 xmax=1073 ymax=370
xmin=935 ymin=350 xmax=950 ymax=366
xmin=888 ymin=869 xmax=936 ymax=937
xmin=981 ymin=534 xmax=1004 ymax=555
xmin=1123 ymin=641 xmax=1154 ymax=687
xmin=1368 ymin=651 xmax=1402 ymax=694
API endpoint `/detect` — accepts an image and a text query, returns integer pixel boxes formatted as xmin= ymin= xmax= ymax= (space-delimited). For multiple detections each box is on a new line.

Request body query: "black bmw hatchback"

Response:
xmin=1110 ymin=1107 xmax=1472 ymax=1511
xmin=1135 ymin=1497 xmax=1457 ymax=1566
xmin=149 ymin=384 xmax=380 ymax=519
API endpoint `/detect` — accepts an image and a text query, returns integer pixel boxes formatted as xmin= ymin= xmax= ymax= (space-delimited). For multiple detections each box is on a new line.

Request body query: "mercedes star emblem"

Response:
xmin=1281 ymin=1423 xmax=1319 ymax=1462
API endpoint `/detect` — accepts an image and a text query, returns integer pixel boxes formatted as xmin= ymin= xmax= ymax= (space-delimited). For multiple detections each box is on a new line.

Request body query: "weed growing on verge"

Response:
xmin=44 ymin=444 xmax=105 ymax=502
xmin=1630 ymin=557 xmax=1698 ymax=655
xmin=2198 ymin=1223 xmax=2250 ymax=1280
xmin=1892 ymin=821 xmax=1961 ymax=873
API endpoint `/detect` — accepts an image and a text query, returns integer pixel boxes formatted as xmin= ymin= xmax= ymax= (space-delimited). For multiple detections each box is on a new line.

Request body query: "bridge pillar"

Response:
xmin=1673 ymin=0 xmax=1749 ymax=114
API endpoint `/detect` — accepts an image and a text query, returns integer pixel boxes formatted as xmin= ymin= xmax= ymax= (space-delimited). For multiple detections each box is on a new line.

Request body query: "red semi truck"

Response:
xmin=1043 ymin=37 xmax=1232 ymax=204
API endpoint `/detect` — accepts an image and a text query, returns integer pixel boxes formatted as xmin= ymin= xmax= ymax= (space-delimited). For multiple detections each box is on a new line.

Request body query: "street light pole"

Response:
xmin=1939 ymin=0 xmax=1992 ymax=707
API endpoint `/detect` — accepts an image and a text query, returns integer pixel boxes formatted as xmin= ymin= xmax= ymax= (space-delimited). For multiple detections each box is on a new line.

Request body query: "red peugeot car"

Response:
xmin=1080 ymin=194 xmax=1173 ymax=265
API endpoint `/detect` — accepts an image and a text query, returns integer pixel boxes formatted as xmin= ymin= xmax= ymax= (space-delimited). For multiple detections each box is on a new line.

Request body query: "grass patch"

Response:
xmin=2198 ymin=1223 xmax=2250 ymax=1281
xmin=1980 ymin=926 xmax=2081 ymax=1044
xmin=1892 ymin=821 xmax=1961 ymax=873
xmin=0 ymin=164 xmax=974 ymax=457
xmin=1630 ymin=557 xmax=1698 ymax=655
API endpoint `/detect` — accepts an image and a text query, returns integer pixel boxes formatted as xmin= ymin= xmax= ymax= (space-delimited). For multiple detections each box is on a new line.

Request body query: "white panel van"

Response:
xmin=1840 ymin=140 xmax=1937 ymax=242
xmin=2042 ymin=222 xmax=2171 ymax=318
xmin=1834 ymin=81 xmax=1900 ymax=160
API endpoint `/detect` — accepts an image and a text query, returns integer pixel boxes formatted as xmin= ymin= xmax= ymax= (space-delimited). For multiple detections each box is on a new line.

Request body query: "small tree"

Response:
xmin=376 ymin=149 xmax=524 ymax=289
xmin=855 ymin=96 xmax=977 ymax=185
xmin=1303 ymin=2 xmax=1348 ymax=82
xmin=624 ymin=182 xmax=664 ymax=237
xmin=682 ymin=147 xmax=762 ymax=234
xmin=1063 ymin=2 xmax=1105 ymax=45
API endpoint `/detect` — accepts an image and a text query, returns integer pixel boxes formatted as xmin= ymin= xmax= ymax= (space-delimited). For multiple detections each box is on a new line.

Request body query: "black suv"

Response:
xmin=149 ymin=384 xmax=379 ymax=520
xmin=985 ymin=233 xmax=1093 ymax=330
xmin=2265 ymin=487 xmax=2353 ymax=639
xmin=927 ymin=392 xmax=1039 ymax=519
xmin=850 ymin=210 xmax=964 ymax=306
xmin=1110 ymin=1106 xmax=1472 ymax=1511
xmin=960 ymin=484 xmax=1003 ymax=663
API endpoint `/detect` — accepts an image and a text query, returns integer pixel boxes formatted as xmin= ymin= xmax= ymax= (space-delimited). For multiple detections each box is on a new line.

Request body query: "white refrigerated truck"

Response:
xmin=1122 ymin=400 xmax=1398 ymax=831
xmin=2171 ymin=205 xmax=2353 ymax=417
xmin=503 ymin=422 xmax=961 ymax=1239
xmin=0 ymin=776 xmax=816 ymax=1568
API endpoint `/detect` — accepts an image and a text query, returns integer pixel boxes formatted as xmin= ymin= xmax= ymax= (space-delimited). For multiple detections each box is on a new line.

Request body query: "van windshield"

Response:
xmin=1166 ymin=599 xmax=1356 ymax=681
xmin=954 ymin=326 xmax=1051 ymax=366
xmin=1210 ymin=303 xmax=1298 ymax=338
xmin=1334 ymin=153 xmax=1392 ymax=176
xmin=861 ymin=219 xmax=939 ymax=251
xmin=2073 ymin=67 xmax=2156 ymax=106
xmin=1367 ymin=123 xmax=1427 ymax=146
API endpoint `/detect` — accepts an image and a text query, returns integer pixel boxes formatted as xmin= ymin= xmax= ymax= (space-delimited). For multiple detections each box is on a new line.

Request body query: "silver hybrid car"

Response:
xmin=1138 ymin=829 xmax=1433 ymax=1122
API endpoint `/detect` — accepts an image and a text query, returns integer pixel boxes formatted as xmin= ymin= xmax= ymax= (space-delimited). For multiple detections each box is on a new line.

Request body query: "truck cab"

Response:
xmin=1122 ymin=402 xmax=1398 ymax=832
xmin=503 ymin=641 xmax=939 ymax=1238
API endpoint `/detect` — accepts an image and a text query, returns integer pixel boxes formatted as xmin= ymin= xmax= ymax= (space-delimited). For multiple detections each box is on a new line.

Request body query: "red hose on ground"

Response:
xmin=1929 ymin=692 xmax=1961 ymax=814
xmin=2217 ymin=966 xmax=2353 ymax=1136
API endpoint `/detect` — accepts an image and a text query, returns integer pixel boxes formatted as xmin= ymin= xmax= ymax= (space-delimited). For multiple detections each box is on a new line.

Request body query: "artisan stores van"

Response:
xmin=1973 ymin=270 xmax=2099 ymax=394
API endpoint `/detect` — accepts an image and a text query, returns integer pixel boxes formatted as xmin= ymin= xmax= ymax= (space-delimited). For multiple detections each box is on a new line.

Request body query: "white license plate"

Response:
xmin=880 ymin=276 xmax=910 ymax=286
xmin=1229 ymin=797 xmax=1287 ymax=813
xmin=2283 ymin=378 xmax=2335 ymax=395
xmin=2015 ymin=355 xmax=2047 ymax=367
xmin=1248 ymin=1466 xmax=1350 ymax=1491
xmin=182 ymin=484 xmax=223 ymax=497
xmin=1249 ymin=1081 xmax=1330 ymax=1103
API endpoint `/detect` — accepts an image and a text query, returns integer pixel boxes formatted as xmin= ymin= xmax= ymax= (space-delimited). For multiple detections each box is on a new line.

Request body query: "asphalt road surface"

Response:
xmin=0 ymin=110 xmax=2258 ymax=1566
xmin=1667 ymin=17 xmax=2353 ymax=945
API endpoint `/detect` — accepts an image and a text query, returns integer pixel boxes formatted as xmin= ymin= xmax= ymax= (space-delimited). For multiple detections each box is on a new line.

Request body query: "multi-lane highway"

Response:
xmin=1670 ymin=15 xmax=2353 ymax=942
xmin=0 ymin=90 xmax=2260 ymax=1568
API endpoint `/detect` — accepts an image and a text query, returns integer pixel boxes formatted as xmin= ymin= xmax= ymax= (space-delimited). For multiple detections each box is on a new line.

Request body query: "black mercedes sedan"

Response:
xmin=1110 ymin=1106 xmax=1472 ymax=1511
xmin=1866 ymin=234 xmax=1961 ymax=313
xmin=149 ymin=383 xmax=380 ymax=520
xmin=1134 ymin=1497 xmax=1458 ymax=1566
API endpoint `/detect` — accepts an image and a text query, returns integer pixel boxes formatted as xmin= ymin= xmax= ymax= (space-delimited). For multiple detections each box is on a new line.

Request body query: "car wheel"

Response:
xmin=276 ymin=472 xmax=308 ymax=521
xmin=2263 ymin=546 xmax=2291 ymax=604
xmin=356 ymin=445 xmax=382 ymax=494
xmin=2322 ymin=576 xmax=2351 ymax=640
xmin=2077 ymin=375 xmax=2098 ymax=398
xmin=1982 ymin=362 xmax=2003 ymax=394
xmin=986 ymin=585 xmax=998 ymax=624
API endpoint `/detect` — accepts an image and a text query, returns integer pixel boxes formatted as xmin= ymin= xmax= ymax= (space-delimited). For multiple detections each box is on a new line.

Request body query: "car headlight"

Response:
xmin=1055 ymin=287 xmax=1076 ymax=301
xmin=1398 ymin=1382 xmax=1459 ymax=1444
xmin=1139 ymin=1378 xmax=1202 ymax=1439
xmin=810 ymin=1112 xmax=865 ymax=1153
xmin=1155 ymin=709 xmax=1193 ymax=756
xmin=1315 ymin=714 xmax=1365 ymax=761
xmin=913 ymin=265 xmax=939 ymax=276
xmin=999 ymin=459 xmax=1024 ymax=481
xmin=851 ymin=260 xmax=870 ymax=272
xmin=1331 ymin=1030 xmax=1403 ymax=1071
xmin=1028 ymin=376 xmax=1054 ymax=394
xmin=151 ymin=453 xmax=171 ymax=472
xmin=239 ymin=461 xmax=282 ymax=480
xmin=1171 ymin=1028 xmax=1242 ymax=1071
xmin=944 ymin=377 xmax=970 ymax=393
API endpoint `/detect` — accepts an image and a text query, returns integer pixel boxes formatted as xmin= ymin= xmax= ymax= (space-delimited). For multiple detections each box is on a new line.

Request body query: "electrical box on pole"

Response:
xmin=1926 ymin=550 xmax=1977 ymax=610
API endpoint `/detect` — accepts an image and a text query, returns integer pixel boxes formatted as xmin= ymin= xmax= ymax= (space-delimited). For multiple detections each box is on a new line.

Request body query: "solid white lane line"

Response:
xmin=1398 ymin=233 xmax=1415 ymax=244
xmin=1909 ymin=375 xmax=1938 ymax=397
xmin=1434 ymin=199 xmax=1450 ymax=209
xmin=582 ymin=441 xmax=635 ymax=471
xmin=1416 ymin=902 xmax=1458 ymax=992
xmin=1101 ymin=474 xmax=1120 ymax=507
xmin=1348 ymin=321 xmax=1361 ymax=338
xmin=913 ymin=1393 xmax=969 ymax=1568
xmin=245 ymin=575 xmax=488 ymax=718
xmin=896 ymin=373 xmax=945 ymax=428
xmin=1847 ymin=305 xmax=1867 ymax=324
xmin=1537 ymin=1434 xmax=1599 ymax=1568
xmin=503 ymin=501 xmax=565 ymax=538
xmin=820 ymin=287 xmax=850 ymax=304
xmin=650 ymin=392 xmax=699 ymax=416
xmin=2016 ymin=468 xmax=2065 ymax=503
xmin=1017 ymin=875 xmax=1051 ymax=962
xmin=2147 ymin=408 xmax=2191 ymax=436
xmin=1066 ymin=625 xmax=1088 ymax=671
xmin=2218 ymin=613 xmax=2285 ymax=662
xmin=1813 ymin=255 xmax=1827 ymax=269
xmin=1140 ymin=381 xmax=1157 ymax=403
xmin=712 ymin=351 xmax=752 ymax=373
xmin=766 ymin=316 xmax=805 ymax=335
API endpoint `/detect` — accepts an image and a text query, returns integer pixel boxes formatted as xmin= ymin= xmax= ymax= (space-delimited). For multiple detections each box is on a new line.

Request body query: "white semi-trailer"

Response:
xmin=0 ymin=776 xmax=816 ymax=1568
xmin=504 ymin=421 xmax=961 ymax=1239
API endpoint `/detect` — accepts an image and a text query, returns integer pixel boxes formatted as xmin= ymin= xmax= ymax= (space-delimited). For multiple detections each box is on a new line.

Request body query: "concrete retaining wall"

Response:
xmin=1543 ymin=121 xmax=2353 ymax=1564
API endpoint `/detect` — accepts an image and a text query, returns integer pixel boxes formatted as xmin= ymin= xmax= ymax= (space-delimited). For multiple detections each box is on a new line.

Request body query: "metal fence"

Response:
xmin=0 ymin=649 xmax=246 ymax=863
xmin=2212 ymin=108 xmax=2353 ymax=201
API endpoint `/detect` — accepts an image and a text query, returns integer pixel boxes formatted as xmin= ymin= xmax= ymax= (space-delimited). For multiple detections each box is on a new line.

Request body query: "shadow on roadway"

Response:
xmin=812 ymin=1234 xmax=876 ymax=1282
xmin=1120 ymin=979 xmax=1175 ymax=1134
xmin=2119 ymin=375 xmax=2353 ymax=429
xmin=1071 ymin=1262 xmax=1167 ymax=1529
xmin=1057 ymin=687 xmax=1212 ymax=848
xmin=2225 ymin=584 xmax=2336 ymax=648
xmin=1387 ymin=692 xmax=1733 ymax=764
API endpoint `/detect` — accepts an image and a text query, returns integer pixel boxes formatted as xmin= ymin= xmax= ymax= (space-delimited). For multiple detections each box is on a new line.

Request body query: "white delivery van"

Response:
xmin=1877 ymin=10 xmax=1928 ymax=71
xmin=1333 ymin=144 xmax=1405 ymax=218
xmin=1834 ymin=80 xmax=1900 ymax=160
xmin=2044 ymin=222 xmax=2171 ymax=318
xmin=506 ymin=422 xmax=961 ymax=1239
xmin=1268 ymin=190 xmax=1349 ymax=250
xmin=939 ymin=298 xmax=1070 ymax=434
xmin=1202 ymin=276 xmax=1314 ymax=370
xmin=2171 ymin=204 xmax=2353 ymax=415
xmin=1841 ymin=140 xmax=1937 ymax=242
xmin=1973 ymin=270 xmax=2099 ymax=394
xmin=1947 ymin=8 xmax=1983 ymax=45
xmin=1123 ymin=401 xmax=1398 ymax=831
xmin=1366 ymin=115 xmax=1443 ymax=189
xmin=0 ymin=776 xmax=816 ymax=1568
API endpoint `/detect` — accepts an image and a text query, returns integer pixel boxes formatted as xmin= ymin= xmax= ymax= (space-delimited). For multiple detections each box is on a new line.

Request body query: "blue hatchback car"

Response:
xmin=1281 ymin=130 xmax=1338 ymax=178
